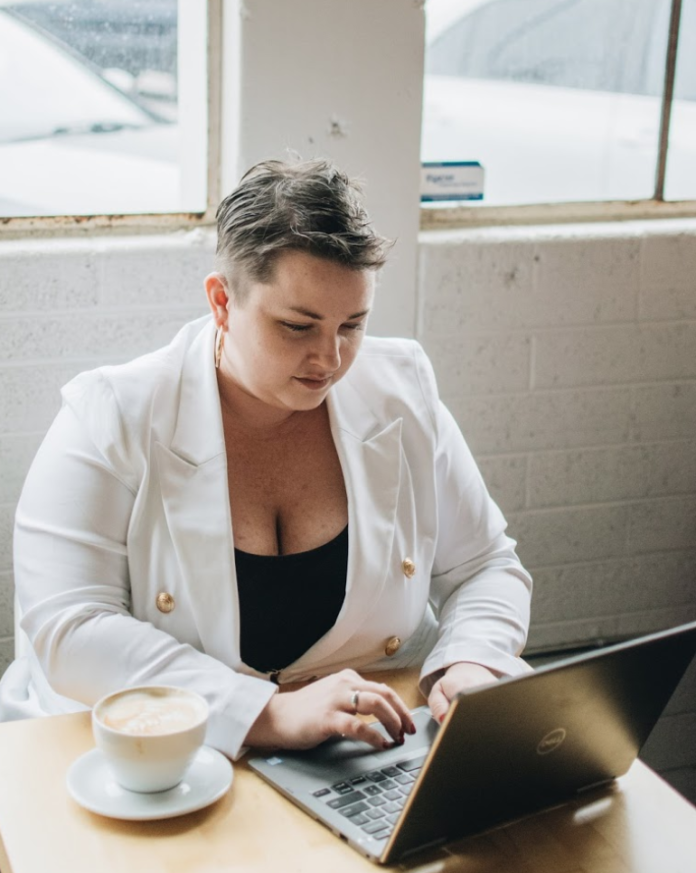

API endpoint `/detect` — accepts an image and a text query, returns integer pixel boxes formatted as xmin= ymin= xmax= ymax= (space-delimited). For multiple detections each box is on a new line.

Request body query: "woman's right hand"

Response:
xmin=244 ymin=669 xmax=417 ymax=751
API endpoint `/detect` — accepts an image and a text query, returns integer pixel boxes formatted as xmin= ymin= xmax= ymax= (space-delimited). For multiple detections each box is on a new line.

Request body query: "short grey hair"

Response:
xmin=215 ymin=158 xmax=391 ymax=297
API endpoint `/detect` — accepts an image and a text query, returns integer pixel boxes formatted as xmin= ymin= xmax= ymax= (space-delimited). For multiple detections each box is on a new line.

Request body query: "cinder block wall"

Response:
xmin=0 ymin=231 xmax=213 ymax=671
xmin=1 ymin=219 xmax=695 ymax=799
xmin=416 ymin=219 xmax=696 ymax=802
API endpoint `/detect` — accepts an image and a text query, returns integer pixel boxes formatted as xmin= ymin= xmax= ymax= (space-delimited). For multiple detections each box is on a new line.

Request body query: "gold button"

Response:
xmin=385 ymin=636 xmax=401 ymax=657
xmin=401 ymin=558 xmax=416 ymax=578
xmin=156 ymin=592 xmax=175 ymax=614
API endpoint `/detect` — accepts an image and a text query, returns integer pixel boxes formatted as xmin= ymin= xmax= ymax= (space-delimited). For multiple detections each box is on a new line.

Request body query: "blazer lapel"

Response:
xmin=155 ymin=320 xmax=240 ymax=668
xmin=154 ymin=322 xmax=404 ymax=675
xmin=289 ymin=376 xmax=404 ymax=670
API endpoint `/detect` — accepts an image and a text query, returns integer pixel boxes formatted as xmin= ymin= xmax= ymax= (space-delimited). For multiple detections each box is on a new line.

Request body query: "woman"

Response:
xmin=0 ymin=160 xmax=532 ymax=760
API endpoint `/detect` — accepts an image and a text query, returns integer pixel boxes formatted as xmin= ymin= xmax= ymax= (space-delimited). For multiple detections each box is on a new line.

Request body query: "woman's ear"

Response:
xmin=204 ymin=273 xmax=230 ymax=328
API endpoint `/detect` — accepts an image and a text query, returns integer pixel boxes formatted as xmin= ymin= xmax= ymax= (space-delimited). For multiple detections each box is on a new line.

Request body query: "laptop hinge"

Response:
xmin=576 ymin=777 xmax=616 ymax=794
xmin=396 ymin=835 xmax=448 ymax=860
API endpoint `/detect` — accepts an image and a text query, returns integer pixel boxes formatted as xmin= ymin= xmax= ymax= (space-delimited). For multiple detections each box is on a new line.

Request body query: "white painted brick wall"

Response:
xmin=528 ymin=442 xmax=696 ymax=508
xmin=633 ymin=383 xmax=696 ymax=441
xmin=0 ymin=571 xmax=12 ymax=638
xmin=417 ymin=218 xmax=696 ymax=651
xmin=0 ymin=230 xmax=214 ymax=681
xmin=0 ymin=218 xmax=694 ymax=800
xmin=2 ymin=220 xmax=694 ymax=660
xmin=417 ymin=218 xmax=696 ymax=802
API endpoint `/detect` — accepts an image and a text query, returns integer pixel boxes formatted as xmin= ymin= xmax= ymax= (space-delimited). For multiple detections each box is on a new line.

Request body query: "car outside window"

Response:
xmin=422 ymin=0 xmax=695 ymax=206
xmin=0 ymin=1 xmax=206 ymax=218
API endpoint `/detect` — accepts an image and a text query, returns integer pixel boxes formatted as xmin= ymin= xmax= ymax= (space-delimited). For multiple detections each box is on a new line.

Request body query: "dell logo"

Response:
xmin=537 ymin=728 xmax=567 ymax=755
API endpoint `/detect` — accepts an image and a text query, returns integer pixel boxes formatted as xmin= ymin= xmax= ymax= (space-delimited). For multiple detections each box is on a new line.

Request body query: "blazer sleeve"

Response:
xmin=414 ymin=347 xmax=533 ymax=695
xmin=14 ymin=402 xmax=276 ymax=760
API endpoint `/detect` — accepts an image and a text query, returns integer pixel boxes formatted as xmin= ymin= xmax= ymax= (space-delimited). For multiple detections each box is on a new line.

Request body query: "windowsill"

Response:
xmin=4 ymin=199 xmax=695 ymax=241
xmin=0 ymin=211 xmax=216 ymax=241
xmin=421 ymin=199 xmax=696 ymax=231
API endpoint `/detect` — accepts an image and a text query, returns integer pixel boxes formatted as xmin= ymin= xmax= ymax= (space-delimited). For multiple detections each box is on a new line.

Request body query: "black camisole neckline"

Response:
xmin=234 ymin=525 xmax=349 ymax=674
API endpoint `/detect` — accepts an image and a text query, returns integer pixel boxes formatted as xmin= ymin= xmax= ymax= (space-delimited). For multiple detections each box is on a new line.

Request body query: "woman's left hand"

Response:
xmin=428 ymin=662 xmax=498 ymax=724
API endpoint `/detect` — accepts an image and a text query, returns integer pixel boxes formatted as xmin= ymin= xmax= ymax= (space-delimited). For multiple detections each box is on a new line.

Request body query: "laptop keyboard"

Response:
xmin=311 ymin=753 xmax=427 ymax=841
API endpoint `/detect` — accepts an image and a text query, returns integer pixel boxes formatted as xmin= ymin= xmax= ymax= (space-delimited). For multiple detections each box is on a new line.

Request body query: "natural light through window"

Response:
xmin=422 ymin=0 xmax=695 ymax=207
xmin=665 ymin=0 xmax=696 ymax=199
xmin=0 ymin=0 xmax=207 ymax=218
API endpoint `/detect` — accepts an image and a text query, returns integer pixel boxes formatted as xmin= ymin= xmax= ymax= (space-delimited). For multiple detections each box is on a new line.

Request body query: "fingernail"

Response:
xmin=409 ymin=722 xmax=417 ymax=735
xmin=438 ymin=714 xmax=445 ymax=725
xmin=397 ymin=731 xmax=405 ymax=745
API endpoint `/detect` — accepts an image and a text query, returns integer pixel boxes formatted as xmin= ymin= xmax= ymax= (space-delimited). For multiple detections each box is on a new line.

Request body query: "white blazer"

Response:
xmin=0 ymin=316 xmax=532 ymax=759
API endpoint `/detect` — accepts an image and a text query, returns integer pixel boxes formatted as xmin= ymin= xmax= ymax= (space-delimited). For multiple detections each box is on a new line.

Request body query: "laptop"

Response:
xmin=248 ymin=621 xmax=696 ymax=865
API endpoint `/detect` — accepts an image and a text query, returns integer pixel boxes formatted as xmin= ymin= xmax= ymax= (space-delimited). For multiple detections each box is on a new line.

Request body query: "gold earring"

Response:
xmin=215 ymin=326 xmax=225 ymax=369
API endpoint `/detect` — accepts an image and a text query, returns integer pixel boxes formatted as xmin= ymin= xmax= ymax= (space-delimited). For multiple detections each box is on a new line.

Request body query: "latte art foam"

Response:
xmin=99 ymin=690 xmax=205 ymax=735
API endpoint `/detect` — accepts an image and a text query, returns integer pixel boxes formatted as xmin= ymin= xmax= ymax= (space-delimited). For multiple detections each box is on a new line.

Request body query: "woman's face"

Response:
xmin=211 ymin=250 xmax=375 ymax=415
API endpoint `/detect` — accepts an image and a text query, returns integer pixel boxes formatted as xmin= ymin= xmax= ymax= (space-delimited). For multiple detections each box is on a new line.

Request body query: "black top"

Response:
xmin=235 ymin=525 xmax=349 ymax=674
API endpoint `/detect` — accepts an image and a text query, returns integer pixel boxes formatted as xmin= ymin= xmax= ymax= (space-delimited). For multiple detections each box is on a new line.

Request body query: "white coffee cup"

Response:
xmin=92 ymin=685 xmax=209 ymax=793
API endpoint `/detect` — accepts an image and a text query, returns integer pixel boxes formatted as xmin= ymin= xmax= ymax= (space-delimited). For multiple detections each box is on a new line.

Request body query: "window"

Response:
xmin=422 ymin=0 xmax=695 ymax=207
xmin=0 ymin=0 xmax=207 ymax=218
xmin=1 ymin=0 xmax=692 ymax=225
xmin=666 ymin=0 xmax=696 ymax=199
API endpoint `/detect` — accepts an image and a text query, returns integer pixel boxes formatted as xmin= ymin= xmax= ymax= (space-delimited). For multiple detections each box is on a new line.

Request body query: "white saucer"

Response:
xmin=67 ymin=745 xmax=233 ymax=821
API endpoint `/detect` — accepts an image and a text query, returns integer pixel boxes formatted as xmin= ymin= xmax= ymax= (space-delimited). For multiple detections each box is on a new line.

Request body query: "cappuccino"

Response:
xmin=92 ymin=685 xmax=209 ymax=792
xmin=99 ymin=688 xmax=206 ymax=736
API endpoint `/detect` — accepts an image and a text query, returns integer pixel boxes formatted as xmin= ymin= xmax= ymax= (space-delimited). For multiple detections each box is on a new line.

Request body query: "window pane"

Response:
xmin=422 ymin=0 xmax=673 ymax=205
xmin=0 ymin=0 xmax=207 ymax=217
xmin=665 ymin=0 xmax=696 ymax=201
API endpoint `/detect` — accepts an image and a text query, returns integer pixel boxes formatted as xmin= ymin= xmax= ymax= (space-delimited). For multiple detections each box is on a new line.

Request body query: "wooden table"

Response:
xmin=1 ymin=670 xmax=695 ymax=873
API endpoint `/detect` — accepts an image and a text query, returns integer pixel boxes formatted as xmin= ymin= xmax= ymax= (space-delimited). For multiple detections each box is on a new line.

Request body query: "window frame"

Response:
xmin=0 ymin=0 xmax=222 ymax=237
xmin=422 ymin=0 xmax=696 ymax=229
xmin=1 ymin=0 xmax=694 ymax=238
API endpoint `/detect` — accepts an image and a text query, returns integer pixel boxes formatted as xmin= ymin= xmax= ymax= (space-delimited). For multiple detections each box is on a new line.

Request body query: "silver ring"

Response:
xmin=350 ymin=689 xmax=360 ymax=714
